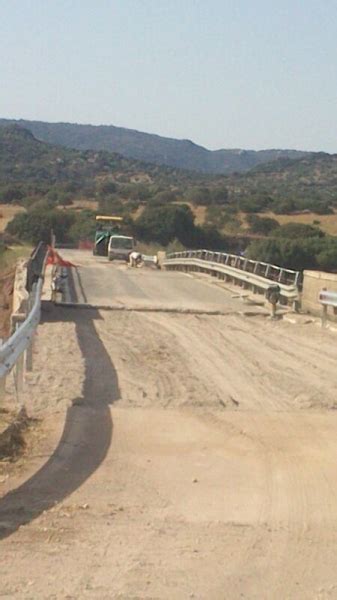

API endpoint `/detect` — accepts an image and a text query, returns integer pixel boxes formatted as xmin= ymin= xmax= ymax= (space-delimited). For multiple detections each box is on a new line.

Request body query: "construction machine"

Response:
xmin=93 ymin=215 xmax=123 ymax=256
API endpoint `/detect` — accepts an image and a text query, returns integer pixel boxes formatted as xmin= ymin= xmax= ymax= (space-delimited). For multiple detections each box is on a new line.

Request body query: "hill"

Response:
xmin=225 ymin=153 xmax=337 ymax=214
xmin=0 ymin=124 xmax=211 ymax=192
xmin=2 ymin=125 xmax=337 ymax=218
xmin=3 ymin=124 xmax=337 ymax=272
xmin=0 ymin=118 xmax=312 ymax=174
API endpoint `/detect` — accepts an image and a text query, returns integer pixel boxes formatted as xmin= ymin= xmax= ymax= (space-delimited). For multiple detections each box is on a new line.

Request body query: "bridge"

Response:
xmin=1 ymin=248 xmax=337 ymax=598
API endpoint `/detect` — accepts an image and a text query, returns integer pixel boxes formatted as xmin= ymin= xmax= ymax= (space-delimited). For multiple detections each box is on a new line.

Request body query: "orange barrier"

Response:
xmin=47 ymin=247 xmax=76 ymax=268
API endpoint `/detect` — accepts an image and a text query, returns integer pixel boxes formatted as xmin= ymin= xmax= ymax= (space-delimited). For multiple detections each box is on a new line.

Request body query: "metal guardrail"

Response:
xmin=163 ymin=250 xmax=300 ymax=302
xmin=141 ymin=254 xmax=159 ymax=266
xmin=0 ymin=278 xmax=43 ymax=378
xmin=319 ymin=289 xmax=337 ymax=327
xmin=26 ymin=241 xmax=49 ymax=292
xmin=0 ymin=243 xmax=49 ymax=399
xmin=319 ymin=290 xmax=337 ymax=306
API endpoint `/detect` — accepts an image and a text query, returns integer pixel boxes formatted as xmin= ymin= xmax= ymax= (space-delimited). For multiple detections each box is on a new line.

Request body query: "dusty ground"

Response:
xmin=0 ymin=204 xmax=25 ymax=232
xmin=2 ymin=259 xmax=337 ymax=598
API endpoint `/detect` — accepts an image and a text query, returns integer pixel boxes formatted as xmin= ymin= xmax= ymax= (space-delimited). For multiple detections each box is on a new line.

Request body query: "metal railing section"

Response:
xmin=319 ymin=289 xmax=337 ymax=327
xmin=0 ymin=243 xmax=49 ymax=395
xmin=0 ymin=278 xmax=43 ymax=378
xmin=319 ymin=290 xmax=337 ymax=306
xmin=141 ymin=254 xmax=159 ymax=266
xmin=166 ymin=250 xmax=300 ymax=286
xmin=163 ymin=250 xmax=300 ymax=301
xmin=26 ymin=241 xmax=49 ymax=292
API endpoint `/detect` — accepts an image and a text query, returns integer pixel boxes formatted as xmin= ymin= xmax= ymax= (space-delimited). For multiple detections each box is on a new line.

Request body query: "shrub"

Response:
xmin=273 ymin=222 xmax=324 ymax=239
xmin=135 ymin=204 xmax=195 ymax=246
xmin=246 ymin=236 xmax=337 ymax=272
xmin=6 ymin=209 xmax=76 ymax=244
xmin=247 ymin=214 xmax=280 ymax=235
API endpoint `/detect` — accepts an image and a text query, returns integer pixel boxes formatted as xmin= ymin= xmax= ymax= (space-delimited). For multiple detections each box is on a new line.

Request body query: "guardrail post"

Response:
xmin=15 ymin=353 xmax=24 ymax=402
xmin=25 ymin=289 xmax=34 ymax=371
xmin=26 ymin=339 xmax=34 ymax=372
xmin=321 ymin=304 xmax=328 ymax=328
xmin=12 ymin=320 xmax=25 ymax=402
xmin=0 ymin=375 xmax=6 ymax=404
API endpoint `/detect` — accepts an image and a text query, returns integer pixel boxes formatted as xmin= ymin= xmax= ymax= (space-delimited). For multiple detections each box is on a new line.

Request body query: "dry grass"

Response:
xmin=189 ymin=206 xmax=337 ymax=237
xmin=132 ymin=205 xmax=144 ymax=219
xmin=191 ymin=205 xmax=207 ymax=225
xmin=64 ymin=199 xmax=98 ymax=211
xmin=135 ymin=242 xmax=165 ymax=255
xmin=259 ymin=211 xmax=337 ymax=236
xmin=0 ymin=204 xmax=25 ymax=232
xmin=0 ymin=245 xmax=32 ymax=269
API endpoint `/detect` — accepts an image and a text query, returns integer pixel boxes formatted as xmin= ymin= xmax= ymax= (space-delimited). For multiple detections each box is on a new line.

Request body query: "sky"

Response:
xmin=1 ymin=0 xmax=337 ymax=152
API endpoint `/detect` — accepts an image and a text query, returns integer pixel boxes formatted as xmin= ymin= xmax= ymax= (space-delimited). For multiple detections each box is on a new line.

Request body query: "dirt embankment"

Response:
xmin=0 ymin=269 xmax=14 ymax=339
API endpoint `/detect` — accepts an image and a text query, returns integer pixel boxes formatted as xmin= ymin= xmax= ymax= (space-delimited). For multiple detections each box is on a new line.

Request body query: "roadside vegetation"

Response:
xmin=3 ymin=124 xmax=337 ymax=271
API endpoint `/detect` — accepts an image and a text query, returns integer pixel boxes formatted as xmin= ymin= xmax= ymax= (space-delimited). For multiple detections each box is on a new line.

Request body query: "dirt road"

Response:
xmin=2 ymin=254 xmax=337 ymax=598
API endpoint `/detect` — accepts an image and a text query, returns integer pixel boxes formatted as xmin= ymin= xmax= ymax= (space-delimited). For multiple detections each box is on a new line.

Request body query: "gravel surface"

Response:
xmin=1 ymin=252 xmax=337 ymax=599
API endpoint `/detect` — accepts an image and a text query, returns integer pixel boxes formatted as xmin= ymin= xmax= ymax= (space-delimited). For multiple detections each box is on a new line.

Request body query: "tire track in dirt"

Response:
xmin=95 ymin=311 xmax=223 ymax=410
xmin=5 ymin=285 xmax=337 ymax=597
xmin=92 ymin=310 xmax=337 ymax=597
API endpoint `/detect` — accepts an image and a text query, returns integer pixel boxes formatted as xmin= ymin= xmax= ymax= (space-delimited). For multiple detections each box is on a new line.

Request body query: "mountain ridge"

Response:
xmin=0 ymin=118 xmax=314 ymax=174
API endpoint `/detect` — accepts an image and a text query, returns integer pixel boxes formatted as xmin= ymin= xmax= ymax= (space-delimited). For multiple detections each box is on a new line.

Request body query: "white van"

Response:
xmin=108 ymin=235 xmax=135 ymax=261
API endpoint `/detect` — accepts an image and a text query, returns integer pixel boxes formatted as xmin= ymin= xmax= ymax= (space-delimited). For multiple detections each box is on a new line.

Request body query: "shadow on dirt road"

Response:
xmin=0 ymin=306 xmax=120 ymax=541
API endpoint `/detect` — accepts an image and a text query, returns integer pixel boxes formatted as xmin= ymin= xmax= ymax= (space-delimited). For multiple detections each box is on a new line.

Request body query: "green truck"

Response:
xmin=93 ymin=215 xmax=124 ymax=256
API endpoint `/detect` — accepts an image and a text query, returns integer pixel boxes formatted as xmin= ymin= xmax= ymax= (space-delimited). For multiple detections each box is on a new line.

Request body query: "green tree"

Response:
xmin=0 ymin=185 xmax=24 ymax=203
xmin=152 ymin=190 xmax=177 ymax=204
xmin=187 ymin=187 xmax=211 ymax=206
xmin=246 ymin=238 xmax=316 ymax=270
xmin=238 ymin=194 xmax=272 ymax=213
xmin=68 ymin=210 xmax=96 ymax=242
xmin=247 ymin=214 xmax=280 ymax=235
xmin=273 ymin=222 xmax=324 ymax=239
xmin=98 ymin=180 xmax=117 ymax=195
xmin=209 ymin=187 xmax=228 ymax=205
xmin=135 ymin=204 xmax=195 ymax=246
xmin=271 ymin=198 xmax=296 ymax=214
xmin=6 ymin=209 xmax=76 ymax=244
xmin=98 ymin=194 xmax=124 ymax=215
